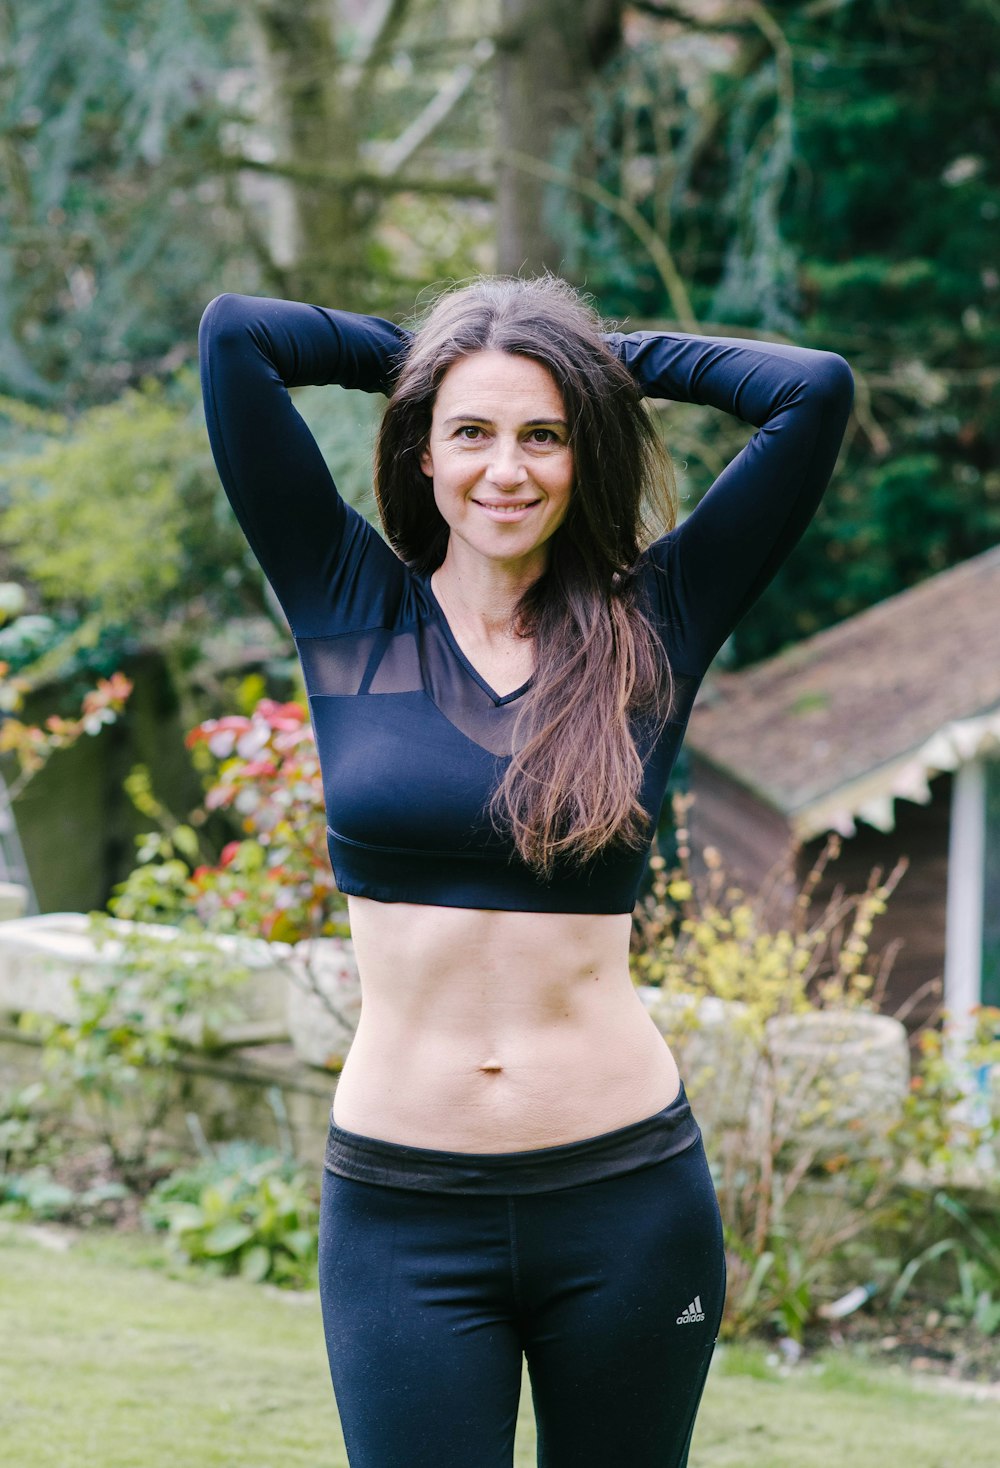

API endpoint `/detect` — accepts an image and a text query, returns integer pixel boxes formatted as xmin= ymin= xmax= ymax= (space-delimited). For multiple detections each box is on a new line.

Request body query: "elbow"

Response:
xmin=809 ymin=351 xmax=855 ymax=414
xmin=198 ymin=292 xmax=256 ymax=357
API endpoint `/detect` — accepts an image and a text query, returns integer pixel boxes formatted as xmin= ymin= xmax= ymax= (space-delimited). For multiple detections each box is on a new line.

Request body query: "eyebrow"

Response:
xmin=442 ymin=415 xmax=568 ymax=429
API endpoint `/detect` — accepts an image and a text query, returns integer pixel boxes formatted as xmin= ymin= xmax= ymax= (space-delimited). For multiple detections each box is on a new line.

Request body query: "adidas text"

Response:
xmin=676 ymin=1295 xmax=706 ymax=1324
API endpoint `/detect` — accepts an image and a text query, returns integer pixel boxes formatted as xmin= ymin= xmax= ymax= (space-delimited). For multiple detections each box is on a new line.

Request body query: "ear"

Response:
xmin=419 ymin=443 xmax=433 ymax=477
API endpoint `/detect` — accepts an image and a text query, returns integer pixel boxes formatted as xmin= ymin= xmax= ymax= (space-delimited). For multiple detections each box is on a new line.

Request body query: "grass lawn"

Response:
xmin=2 ymin=1223 xmax=999 ymax=1467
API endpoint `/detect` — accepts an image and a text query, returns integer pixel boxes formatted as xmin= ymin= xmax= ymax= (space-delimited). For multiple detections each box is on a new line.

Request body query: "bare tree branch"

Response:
xmin=351 ymin=0 xmax=416 ymax=99
xmin=850 ymin=368 xmax=892 ymax=458
xmin=627 ymin=1 xmax=750 ymax=31
xmin=377 ymin=39 xmax=495 ymax=177
xmin=746 ymin=0 xmax=794 ymax=115
xmin=500 ymin=148 xmax=698 ymax=329
xmin=222 ymin=153 xmax=494 ymax=200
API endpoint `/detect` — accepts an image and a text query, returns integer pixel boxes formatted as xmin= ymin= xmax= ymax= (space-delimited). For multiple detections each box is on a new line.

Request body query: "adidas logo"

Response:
xmin=676 ymin=1295 xmax=706 ymax=1325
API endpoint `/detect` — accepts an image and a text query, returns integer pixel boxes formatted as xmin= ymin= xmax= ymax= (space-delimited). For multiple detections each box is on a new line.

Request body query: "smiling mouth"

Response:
xmin=473 ymin=499 xmax=541 ymax=515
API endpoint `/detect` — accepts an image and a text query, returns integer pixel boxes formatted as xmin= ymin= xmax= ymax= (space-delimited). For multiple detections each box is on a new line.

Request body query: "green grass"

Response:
xmin=2 ymin=1224 xmax=999 ymax=1467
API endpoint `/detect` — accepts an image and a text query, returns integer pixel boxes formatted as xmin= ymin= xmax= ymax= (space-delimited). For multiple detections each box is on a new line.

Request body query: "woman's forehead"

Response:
xmin=433 ymin=351 xmax=566 ymax=419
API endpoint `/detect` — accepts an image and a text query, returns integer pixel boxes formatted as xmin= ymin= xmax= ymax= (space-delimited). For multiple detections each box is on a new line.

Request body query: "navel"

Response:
xmin=478 ymin=1059 xmax=504 ymax=1074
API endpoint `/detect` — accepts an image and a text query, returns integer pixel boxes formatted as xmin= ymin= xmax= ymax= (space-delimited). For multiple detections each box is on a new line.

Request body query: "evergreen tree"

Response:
xmin=551 ymin=1 xmax=1000 ymax=665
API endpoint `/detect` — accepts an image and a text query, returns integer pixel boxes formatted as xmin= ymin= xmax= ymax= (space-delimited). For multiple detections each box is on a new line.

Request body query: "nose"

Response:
xmin=484 ymin=434 xmax=529 ymax=488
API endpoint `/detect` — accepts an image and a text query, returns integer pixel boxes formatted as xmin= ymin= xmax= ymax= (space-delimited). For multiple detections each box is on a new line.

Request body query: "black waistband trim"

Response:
xmin=324 ymin=826 xmax=644 ymax=915
xmin=323 ymin=1081 xmax=701 ymax=1194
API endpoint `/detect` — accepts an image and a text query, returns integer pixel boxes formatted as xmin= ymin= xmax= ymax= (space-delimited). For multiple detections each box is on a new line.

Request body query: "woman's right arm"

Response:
xmin=198 ymin=293 xmax=412 ymax=636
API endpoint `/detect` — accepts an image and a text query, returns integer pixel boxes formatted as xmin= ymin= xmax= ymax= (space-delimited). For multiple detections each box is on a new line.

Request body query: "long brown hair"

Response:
xmin=374 ymin=275 xmax=678 ymax=878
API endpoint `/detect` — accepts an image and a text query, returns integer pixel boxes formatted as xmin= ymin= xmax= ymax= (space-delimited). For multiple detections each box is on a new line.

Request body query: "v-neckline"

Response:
xmin=422 ymin=576 xmax=534 ymax=706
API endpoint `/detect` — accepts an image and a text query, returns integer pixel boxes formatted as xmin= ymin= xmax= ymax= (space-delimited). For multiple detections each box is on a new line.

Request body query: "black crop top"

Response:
xmin=198 ymin=293 xmax=853 ymax=914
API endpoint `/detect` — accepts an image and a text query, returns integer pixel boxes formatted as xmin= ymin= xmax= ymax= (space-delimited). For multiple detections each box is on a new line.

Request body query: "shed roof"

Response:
xmin=688 ymin=543 xmax=1000 ymax=839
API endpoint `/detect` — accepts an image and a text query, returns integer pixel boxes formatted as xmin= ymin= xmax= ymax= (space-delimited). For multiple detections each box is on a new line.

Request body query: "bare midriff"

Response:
xmin=331 ymin=895 xmax=681 ymax=1152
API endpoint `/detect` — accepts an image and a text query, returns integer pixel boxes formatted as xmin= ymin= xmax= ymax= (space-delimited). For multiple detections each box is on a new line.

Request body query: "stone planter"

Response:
xmin=638 ymin=991 xmax=910 ymax=1152
xmin=0 ymin=912 xmax=290 ymax=1042
xmin=763 ymin=1009 xmax=909 ymax=1153
xmin=285 ymin=936 xmax=362 ymax=1071
xmin=639 ymin=988 xmax=760 ymax=1134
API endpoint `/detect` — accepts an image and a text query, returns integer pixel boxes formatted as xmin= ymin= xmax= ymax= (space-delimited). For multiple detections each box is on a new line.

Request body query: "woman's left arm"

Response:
xmin=605 ymin=329 xmax=854 ymax=675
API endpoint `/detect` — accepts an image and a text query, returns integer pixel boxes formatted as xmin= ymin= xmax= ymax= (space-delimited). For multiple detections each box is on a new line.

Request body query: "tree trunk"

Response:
xmin=254 ymin=0 xmax=369 ymax=305
xmin=494 ymin=0 xmax=625 ymax=274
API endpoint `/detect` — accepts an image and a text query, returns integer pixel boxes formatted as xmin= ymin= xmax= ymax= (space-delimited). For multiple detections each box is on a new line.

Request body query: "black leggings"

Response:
xmin=318 ymin=1099 xmax=725 ymax=1468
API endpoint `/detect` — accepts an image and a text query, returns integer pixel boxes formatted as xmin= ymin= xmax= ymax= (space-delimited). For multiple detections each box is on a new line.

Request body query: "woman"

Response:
xmin=199 ymin=275 xmax=853 ymax=1467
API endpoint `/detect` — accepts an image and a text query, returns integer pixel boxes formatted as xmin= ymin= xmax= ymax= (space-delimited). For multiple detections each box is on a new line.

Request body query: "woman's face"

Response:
xmin=419 ymin=350 xmax=574 ymax=577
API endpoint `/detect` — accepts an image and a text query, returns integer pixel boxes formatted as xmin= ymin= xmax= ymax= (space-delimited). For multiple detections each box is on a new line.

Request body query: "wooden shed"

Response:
xmin=684 ymin=544 xmax=1000 ymax=1033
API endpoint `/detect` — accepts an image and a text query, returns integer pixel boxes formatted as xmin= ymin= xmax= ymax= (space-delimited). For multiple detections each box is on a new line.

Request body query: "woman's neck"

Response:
xmin=431 ymin=544 xmax=544 ymax=642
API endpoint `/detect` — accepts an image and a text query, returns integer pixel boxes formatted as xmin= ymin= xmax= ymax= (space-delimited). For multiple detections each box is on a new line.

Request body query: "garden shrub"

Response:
xmin=110 ymin=698 xmax=348 ymax=944
xmin=632 ymin=791 xmax=905 ymax=1024
xmin=0 ymin=1079 xmax=131 ymax=1224
xmin=631 ymin=791 xmax=1000 ymax=1340
xmin=20 ymin=917 xmax=253 ymax=1186
xmin=144 ymin=1141 xmax=320 ymax=1287
xmin=887 ymin=1190 xmax=1000 ymax=1338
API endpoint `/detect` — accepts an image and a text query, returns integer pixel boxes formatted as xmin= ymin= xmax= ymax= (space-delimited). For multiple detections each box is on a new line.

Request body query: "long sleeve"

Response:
xmin=606 ymin=329 xmax=854 ymax=675
xmin=198 ymin=293 xmax=412 ymax=637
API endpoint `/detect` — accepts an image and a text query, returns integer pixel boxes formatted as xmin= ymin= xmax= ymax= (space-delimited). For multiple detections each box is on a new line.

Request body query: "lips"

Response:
xmin=473 ymin=499 xmax=541 ymax=516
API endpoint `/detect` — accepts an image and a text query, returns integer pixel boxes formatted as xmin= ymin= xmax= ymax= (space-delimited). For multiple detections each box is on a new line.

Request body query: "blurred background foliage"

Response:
xmin=553 ymin=0 xmax=1000 ymax=660
xmin=0 ymin=0 xmax=997 ymax=685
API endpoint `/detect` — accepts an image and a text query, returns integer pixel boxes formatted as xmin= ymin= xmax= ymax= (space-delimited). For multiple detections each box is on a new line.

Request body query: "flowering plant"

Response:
xmin=631 ymin=790 xmax=907 ymax=1031
xmin=182 ymin=699 xmax=345 ymax=943
xmin=0 ymin=665 xmax=133 ymax=800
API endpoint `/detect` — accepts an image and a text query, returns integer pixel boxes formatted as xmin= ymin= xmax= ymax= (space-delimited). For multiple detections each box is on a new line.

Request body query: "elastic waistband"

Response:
xmin=323 ymin=1081 xmax=701 ymax=1195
